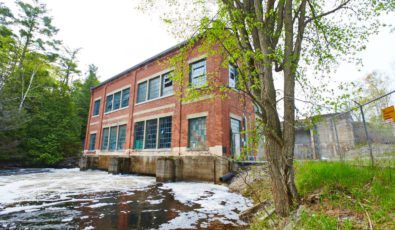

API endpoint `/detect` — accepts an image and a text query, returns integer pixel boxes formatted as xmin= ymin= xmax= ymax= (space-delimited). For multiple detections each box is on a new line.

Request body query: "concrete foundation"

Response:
xmin=80 ymin=155 xmax=231 ymax=183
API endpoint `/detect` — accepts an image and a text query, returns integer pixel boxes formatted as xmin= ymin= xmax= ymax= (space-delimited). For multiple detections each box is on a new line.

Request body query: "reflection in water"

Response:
xmin=0 ymin=169 xmax=251 ymax=229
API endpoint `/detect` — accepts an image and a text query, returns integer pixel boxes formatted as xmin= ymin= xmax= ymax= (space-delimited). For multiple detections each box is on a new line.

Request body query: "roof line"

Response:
xmin=91 ymin=40 xmax=189 ymax=90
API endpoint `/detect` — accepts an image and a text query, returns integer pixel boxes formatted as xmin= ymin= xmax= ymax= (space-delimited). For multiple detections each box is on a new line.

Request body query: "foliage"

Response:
xmin=0 ymin=0 xmax=98 ymax=166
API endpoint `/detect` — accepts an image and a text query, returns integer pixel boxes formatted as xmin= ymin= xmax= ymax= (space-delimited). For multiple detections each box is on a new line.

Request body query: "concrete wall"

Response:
xmin=83 ymin=155 xmax=231 ymax=183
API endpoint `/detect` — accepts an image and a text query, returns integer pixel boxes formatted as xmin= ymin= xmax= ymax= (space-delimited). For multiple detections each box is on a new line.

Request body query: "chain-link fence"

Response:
xmin=294 ymin=91 xmax=395 ymax=167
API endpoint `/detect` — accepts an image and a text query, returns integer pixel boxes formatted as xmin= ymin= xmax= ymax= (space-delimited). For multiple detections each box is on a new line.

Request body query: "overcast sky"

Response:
xmin=6 ymin=0 xmax=395 ymax=85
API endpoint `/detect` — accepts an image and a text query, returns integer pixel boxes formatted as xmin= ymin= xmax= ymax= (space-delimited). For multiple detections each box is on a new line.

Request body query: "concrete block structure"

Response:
xmin=82 ymin=41 xmax=254 ymax=182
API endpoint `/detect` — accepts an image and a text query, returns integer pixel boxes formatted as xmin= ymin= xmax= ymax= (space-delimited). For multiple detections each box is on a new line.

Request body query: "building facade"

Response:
xmin=83 ymin=41 xmax=254 ymax=171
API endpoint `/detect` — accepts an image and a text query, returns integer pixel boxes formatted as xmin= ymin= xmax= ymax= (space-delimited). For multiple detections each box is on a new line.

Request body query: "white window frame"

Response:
xmin=104 ymin=87 xmax=130 ymax=114
xmin=133 ymin=115 xmax=172 ymax=150
xmin=136 ymin=71 xmax=174 ymax=105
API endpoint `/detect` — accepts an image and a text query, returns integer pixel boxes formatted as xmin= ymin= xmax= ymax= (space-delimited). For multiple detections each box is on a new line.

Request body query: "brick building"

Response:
xmin=82 ymin=41 xmax=254 ymax=178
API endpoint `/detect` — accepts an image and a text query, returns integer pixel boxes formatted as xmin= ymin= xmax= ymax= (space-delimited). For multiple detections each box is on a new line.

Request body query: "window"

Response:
xmin=230 ymin=118 xmax=242 ymax=157
xmin=105 ymin=95 xmax=113 ymax=113
xmin=101 ymin=125 xmax=127 ymax=151
xmin=134 ymin=121 xmax=145 ymax=150
xmin=101 ymin=128 xmax=109 ymax=150
xmin=161 ymin=72 xmax=173 ymax=96
xmin=89 ymin=133 xmax=96 ymax=151
xmin=229 ymin=64 xmax=237 ymax=89
xmin=117 ymin=125 xmax=126 ymax=150
xmin=137 ymin=82 xmax=147 ymax=103
xmin=133 ymin=116 xmax=172 ymax=150
xmin=105 ymin=87 xmax=130 ymax=113
xmin=136 ymin=71 xmax=173 ymax=104
xmin=113 ymin=91 xmax=122 ymax=110
xmin=121 ymin=88 xmax=130 ymax=107
xmin=148 ymin=77 xmax=160 ymax=100
xmin=190 ymin=60 xmax=206 ymax=87
xmin=159 ymin=117 xmax=172 ymax=148
xmin=93 ymin=99 xmax=100 ymax=116
xmin=145 ymin=119 xmax=158 ymax=149
xmin=188 ymin=117 xmax=207 ymax=150
xmin=109 ymin=126 xmax=118 ymax=151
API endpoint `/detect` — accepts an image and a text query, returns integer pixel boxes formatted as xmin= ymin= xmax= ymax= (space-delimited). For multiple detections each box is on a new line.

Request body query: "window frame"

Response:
xmin=188 ymin=116 xmax=208 ymax=150
xmin=101 ymin=124 xmax=127 ymax=152
xmin=229 ymin=64 xmax=238 ymax=89
xmin=230 ymin=118 xmax=242 ymax=157
xmin=89 ymin=133 xmax=96 ymax=151
xmin=136 ymin=71 xmax=174 ymax=105
xmin=148 ymin=76 xmax=161 ymax=100
xmin=133 ymin=116 xmax=172 ymax=150
xmin=104 ymin=87 xmax=130 ymax=114
xmin=92 ymin=99 xmax=100 ymax=117
xmin=189 ymin=59 xmax=207 ymax=88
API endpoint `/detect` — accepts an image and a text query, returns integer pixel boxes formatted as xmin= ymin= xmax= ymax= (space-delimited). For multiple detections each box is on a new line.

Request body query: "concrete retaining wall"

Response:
xmin=81 ymin=155 xmax=231 ymax=183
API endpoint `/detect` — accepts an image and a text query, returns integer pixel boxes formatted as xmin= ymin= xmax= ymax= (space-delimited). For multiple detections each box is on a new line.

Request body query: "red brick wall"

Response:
xmin=84 ymin=41 xmax=254 ymax=157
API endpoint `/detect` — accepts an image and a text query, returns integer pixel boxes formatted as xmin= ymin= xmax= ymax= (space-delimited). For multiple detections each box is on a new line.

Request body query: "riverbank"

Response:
xmin=229 ymin=161 xmax=395 ymax=229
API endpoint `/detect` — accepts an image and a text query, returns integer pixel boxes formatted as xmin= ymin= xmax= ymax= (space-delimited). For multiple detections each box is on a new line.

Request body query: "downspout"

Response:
xmin=128 ymin=70 xmax=138 ymax=157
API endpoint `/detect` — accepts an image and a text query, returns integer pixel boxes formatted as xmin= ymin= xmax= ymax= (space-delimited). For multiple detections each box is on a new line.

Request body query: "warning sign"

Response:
xmin=382 ymin=106 xmax=395 ymax=122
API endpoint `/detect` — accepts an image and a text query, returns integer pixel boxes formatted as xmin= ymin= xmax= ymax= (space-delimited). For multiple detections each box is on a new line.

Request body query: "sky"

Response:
xmin=5 ymin=0 xmax=395 ymax=85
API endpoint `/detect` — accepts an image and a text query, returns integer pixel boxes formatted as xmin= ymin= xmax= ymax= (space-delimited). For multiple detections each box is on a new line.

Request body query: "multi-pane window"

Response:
xmin=134 ymin=122 xmax=145 ymax=150
xmin=105 ymin=87 xmax=130 ymax=113
xmin=105 ymin=95 xmax=113 ymax=113
xmin=145 ymin=119 xmax=158 ymax=149
xmin=101 ymin=128 xmax=109 ymax=150
xmin=113 ymin=91 xmax=121 ymax=110
xmin=159 ymin=117 xmax=172 ymax=148
xmin=230 ymin=118 xmax=242 ymax=157
xmin=137 ymin=82 xmax=147 ymax=103
xmin=89 ymin=133 xmax=96 ymax=151
xmin=117 ymin=125 xmax=126 ymax=150
xmin=148 ymin=77 xmax=160 ymax=100
xmin=190 ymin=60 xmax=206 ymax=87
xmin=133 ymin=116 xmax=172 ymax=150
xmin=93 ymin=99 xmax=100 ymax=116
xmin=109 ymin=126 xmax=118 ymax=151
xmin=121 ymin=88 xmax=130 ymax=107
xmin=188 ymin=117 xmax=207 ymax=150
xmin=136 ymin=71 xmax=173 ymax=103
xmin=229 ymin=64 xmax=237 ymax=89
xmin=161 ymin=72 xmax=173 ymax=96
xmin=101 ymin=124 xmax=127 ymax=151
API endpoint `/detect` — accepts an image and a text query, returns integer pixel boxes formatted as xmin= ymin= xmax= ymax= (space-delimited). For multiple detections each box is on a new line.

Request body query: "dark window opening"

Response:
xmin=89 ymin=133 xmax=96 ymax=151
xmin=159 ymin=117 xmax=172 ymax=148
xmin=93 ymin=99 xmax=100 ymax=116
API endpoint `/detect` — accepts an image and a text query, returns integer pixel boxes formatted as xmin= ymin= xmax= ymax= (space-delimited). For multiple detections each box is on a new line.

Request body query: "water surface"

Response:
xmin=0 ymin=168 xmax=251 ymax=229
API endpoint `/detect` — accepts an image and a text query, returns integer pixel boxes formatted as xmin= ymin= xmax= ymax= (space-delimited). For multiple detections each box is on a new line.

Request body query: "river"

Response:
xmin=0 ymin=168 xmax=252 ymax=229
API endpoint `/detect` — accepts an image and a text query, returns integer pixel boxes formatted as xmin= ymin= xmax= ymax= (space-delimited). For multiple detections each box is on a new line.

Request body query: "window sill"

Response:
xmin=135 ymin=94 xmax=174 ymax=106
xmin=104 ymin=106 xmax=129 ymax=115
xmin=92 ymin=115 xmax=99 ymax=118
xmin=133 ymin=148 xmax=172 ymax=152
xmin=186 ymin=148 xmax=209 ymax=152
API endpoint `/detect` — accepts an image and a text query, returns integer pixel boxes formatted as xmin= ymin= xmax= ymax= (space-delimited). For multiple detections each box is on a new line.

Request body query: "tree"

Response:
xmin=72 ymin=64 xmax=100 ymax=142
xmin=141 ymin=0 xmax=393 ymax=216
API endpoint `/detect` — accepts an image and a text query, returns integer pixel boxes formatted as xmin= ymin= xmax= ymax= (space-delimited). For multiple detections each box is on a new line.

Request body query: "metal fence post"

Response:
xmin=354 ymin=101 xmax=374 ymax=167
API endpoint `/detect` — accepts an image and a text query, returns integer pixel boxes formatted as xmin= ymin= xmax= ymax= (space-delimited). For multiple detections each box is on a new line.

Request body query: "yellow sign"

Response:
xmin=382 ymin=105 xmax=395 ymax=122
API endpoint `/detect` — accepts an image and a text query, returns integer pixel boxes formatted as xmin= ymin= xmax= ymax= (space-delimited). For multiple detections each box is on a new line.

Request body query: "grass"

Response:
xmin=248 ymin=161 xmax=395 ymax=229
